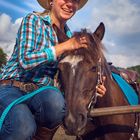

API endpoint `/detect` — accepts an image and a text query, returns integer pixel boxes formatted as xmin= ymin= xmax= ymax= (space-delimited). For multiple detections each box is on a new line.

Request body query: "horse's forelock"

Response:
xmin=59 ymin=29 xmax=106 ymax=71
xmin=73 ymin=30 xmax=105 ymax=63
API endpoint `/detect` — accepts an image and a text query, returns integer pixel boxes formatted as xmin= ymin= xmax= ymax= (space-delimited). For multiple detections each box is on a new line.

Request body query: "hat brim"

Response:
xmin=37 ymin=0 xmax=88 ymax=10
xmin=78 ymin=0 xmax=88 ymax=10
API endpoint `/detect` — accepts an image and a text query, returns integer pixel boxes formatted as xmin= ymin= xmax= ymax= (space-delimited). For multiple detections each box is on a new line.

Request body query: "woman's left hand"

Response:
xmin=96 ymin=76 xmax=106 ymax=97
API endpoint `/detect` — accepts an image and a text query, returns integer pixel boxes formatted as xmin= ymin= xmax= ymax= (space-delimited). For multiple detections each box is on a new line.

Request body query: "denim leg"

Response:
xmin=28 ymin=88 xmax=66 ymax=129
xmin=0 ymin=86 xmax=36 ymax=140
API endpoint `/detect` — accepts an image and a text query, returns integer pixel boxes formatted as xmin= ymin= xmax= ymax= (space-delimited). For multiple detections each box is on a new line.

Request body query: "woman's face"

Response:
xmin=51 ymin=0 xmax=79 ymax=22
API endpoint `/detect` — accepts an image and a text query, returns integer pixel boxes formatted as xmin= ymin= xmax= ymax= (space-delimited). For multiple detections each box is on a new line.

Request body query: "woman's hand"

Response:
xmin=54 ymin=35 xmax=89 ymax=58
xmin=96 ymin=76 xmax=106 ymax=97
xmin=67 ymin=35 xmax=89 ymax=51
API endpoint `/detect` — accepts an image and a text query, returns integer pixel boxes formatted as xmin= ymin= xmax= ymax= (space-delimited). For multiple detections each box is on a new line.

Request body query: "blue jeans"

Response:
xmin=0 ymin=85 xmax=66 ymax=140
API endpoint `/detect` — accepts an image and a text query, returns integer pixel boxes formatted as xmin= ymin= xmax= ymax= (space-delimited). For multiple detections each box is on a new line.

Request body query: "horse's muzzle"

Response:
xmin=64 ymin=112 xmax=87 ymax=136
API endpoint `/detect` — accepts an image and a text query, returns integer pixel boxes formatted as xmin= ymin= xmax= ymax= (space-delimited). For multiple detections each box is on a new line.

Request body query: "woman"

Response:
xmin=0 ymin=0 xmax=106 ymax=139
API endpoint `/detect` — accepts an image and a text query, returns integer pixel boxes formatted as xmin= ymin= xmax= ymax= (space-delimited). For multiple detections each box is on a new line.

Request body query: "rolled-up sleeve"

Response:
xmin=18 ymin=13 xmax=56 ymax=71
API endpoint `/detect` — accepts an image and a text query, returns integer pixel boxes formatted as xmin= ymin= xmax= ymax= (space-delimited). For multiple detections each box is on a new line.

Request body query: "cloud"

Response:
xmin=0 ymin=13 xmax=11 ymax=35
xmin=69 ymin=0 xmax=140 ymax=36
xmin=104 ymin=40 xmax=140 ymax=68
xmin=0 ymin=13 xmax=22 ymax=57
xmin=86 ymin=0 xmax=140 ymax=67
xmin=91 ymin=0 xmax=140 ymax=36
xmin=106 ymin=53 xmax=140 ymax=68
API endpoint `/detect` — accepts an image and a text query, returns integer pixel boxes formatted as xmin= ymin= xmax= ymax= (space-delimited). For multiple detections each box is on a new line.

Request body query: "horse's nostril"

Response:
xmin=76 ymin=113 xmax=87 ymax=134
xmin=78 ymin=113 xmax=87 ymax=126
xmin=79 ymin=114 xmax=85 ymax=122
xmin=64 ymin=113 xmax=87 ymax=135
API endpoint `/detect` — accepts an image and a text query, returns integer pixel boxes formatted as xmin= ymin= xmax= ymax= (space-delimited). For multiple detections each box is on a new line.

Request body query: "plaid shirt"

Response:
xmin=0 ymin=12 xmax=72 ymax=86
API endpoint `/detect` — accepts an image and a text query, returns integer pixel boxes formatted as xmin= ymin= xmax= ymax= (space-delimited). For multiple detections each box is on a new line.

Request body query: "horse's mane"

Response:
xmin=53 ymin=23 xmax=111 ymax=78
xmin=61 ymin=30 xmax=105 ymax=64
xmin=53 ymin=24 xmax=104 ymax=63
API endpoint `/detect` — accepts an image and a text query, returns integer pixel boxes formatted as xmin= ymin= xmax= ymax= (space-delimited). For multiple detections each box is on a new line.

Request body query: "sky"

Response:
xmin=0 ymin=0 xmax=140 ymax=68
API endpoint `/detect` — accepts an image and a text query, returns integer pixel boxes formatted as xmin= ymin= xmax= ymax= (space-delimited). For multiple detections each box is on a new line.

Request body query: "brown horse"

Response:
xmin=56 ymin=23 xmax=139 ymax=140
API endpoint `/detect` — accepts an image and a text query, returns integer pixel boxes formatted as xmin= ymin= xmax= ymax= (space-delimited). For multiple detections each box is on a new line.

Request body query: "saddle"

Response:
xmin=108 ymin=62 xmax=140 ymax=96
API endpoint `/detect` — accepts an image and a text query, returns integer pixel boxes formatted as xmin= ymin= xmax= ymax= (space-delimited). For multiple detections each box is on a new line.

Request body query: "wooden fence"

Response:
xmin=89 ymin=105 xmax=140 ymax=117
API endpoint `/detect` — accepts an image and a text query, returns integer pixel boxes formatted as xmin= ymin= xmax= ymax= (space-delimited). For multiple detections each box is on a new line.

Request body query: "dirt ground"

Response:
xmin=53 ymin=126 xmax=76 ymax=140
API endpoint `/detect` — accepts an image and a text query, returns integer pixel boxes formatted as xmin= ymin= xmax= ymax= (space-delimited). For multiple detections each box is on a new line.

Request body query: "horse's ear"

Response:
xmin=93 ymin=22 xmax=105 ymax=41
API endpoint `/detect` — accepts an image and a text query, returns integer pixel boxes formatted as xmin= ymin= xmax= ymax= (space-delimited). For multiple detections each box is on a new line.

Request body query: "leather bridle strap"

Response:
xmin=87 ymin=58 xmax=102 ymax=110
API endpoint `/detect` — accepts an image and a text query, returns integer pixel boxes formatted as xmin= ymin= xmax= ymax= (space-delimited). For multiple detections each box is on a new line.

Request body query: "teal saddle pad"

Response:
xmin=112 ymin=72 xmax=139 ymax=105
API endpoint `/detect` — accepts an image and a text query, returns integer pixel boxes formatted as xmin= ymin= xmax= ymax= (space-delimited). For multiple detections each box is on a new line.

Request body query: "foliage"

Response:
xmin=127 ymin=65 xmax=140 ymax=82
xmin=127 ymin=65 xmax=140 ymax=73
xmin=0 ymin=47 xmax=7 ymax=71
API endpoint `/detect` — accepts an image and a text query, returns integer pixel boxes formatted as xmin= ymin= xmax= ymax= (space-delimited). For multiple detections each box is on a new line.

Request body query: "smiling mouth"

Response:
xmin=62 ymin=8 xmax=73 ymax=14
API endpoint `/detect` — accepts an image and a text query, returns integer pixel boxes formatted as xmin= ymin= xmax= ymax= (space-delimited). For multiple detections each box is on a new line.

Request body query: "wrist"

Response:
xmin=54 ymin=39 xmax=73 ymax=57
xmin=54 ymin=42 xmax=67 ymax=58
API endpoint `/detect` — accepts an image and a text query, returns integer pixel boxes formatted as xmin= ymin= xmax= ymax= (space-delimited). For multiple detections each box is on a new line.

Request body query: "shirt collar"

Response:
xmin=41 ymin=14 xmax=72 ymax=38
xmin=65 ymin=25 xmax=72 ymax=38
xmin=41 ymin=14 xmax=52 ymax=25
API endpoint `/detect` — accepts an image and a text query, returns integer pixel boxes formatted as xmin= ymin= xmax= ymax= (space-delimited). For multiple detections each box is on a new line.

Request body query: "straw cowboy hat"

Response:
xmin=37 ymin=0 xmax=88 ymax=10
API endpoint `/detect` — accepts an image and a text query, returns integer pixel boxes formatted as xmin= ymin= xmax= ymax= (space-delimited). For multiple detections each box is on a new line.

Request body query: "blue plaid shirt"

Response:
xmin=0 ymin=12 xmax=72 ymax=87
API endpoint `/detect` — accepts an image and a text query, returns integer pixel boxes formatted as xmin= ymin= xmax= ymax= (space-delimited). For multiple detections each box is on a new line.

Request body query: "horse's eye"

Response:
xmin=91 ymin=66 xmax=97 ymax=72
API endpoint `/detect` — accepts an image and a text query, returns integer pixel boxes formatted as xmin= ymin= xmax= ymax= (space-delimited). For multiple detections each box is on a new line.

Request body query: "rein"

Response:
xmin=87 ymin=58 xmax=103 ymax=110
xmin=130 ymin=113 xmax=140 ymax=140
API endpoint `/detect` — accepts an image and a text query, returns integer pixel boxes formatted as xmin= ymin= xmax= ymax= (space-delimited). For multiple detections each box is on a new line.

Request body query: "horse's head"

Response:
xmin=57 ymin=23 xmax=106 ymax=136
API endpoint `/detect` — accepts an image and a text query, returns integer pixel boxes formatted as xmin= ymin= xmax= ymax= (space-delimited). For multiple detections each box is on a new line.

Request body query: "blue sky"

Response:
xmin=0 ymin=0 xmax=140 ymax=68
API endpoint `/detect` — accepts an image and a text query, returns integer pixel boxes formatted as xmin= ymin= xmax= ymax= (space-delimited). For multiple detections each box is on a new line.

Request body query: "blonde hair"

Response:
xmin=33 ymin=10 xmax=50 ymax=16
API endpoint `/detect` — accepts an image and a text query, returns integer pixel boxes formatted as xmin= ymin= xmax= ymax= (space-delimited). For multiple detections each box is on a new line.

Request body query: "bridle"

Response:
xmin=87 ymin=57 xmax=103 ymax=110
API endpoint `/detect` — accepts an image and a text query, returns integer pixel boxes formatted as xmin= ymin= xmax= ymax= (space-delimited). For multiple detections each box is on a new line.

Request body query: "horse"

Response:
xmin=55 ymin=23 xmax=140 ymax=140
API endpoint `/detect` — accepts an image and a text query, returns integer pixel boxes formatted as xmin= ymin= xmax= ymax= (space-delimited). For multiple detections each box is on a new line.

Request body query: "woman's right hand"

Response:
xmin=54 ymin=35 xmax=89 ymax=58
xmin=67 ymin=35 xmax=89 ymax=51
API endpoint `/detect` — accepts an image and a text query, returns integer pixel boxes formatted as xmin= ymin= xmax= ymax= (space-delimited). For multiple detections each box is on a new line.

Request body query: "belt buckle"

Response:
xmin=20 ymin=83 xmax=36 ymax=93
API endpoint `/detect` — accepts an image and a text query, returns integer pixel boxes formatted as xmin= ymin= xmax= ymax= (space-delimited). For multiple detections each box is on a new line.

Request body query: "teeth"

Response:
xmin=63 ymin=8 xmax=72 ymax=13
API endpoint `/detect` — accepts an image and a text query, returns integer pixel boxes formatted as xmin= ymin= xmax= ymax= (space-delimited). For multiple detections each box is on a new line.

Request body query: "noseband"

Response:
xmin=87 ymin=58 xmax=103 ymax=110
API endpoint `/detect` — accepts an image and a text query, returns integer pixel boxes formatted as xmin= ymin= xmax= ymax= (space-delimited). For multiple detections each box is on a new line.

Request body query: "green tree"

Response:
xmin=127 ymin=65 xmax=140 ymax=82
xmin=0 ymin=47 xmax=7 ymax=70
xmin=128 ymin=65 xmax=140 ymax=74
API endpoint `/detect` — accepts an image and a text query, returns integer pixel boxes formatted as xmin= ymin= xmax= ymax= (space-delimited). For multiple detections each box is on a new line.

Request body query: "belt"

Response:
xmin=0 ymin=80 xmax=38 ymax=93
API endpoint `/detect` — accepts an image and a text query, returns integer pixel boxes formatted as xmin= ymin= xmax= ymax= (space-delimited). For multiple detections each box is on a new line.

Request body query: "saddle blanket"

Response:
xmin=112 ymin=72 xmax=139 ymax=105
